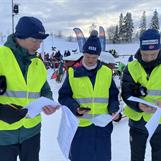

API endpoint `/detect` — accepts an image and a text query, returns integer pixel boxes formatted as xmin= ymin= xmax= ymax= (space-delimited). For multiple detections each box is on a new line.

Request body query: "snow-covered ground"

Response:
xmin=39 ymin=38 xmax=151 ymax=161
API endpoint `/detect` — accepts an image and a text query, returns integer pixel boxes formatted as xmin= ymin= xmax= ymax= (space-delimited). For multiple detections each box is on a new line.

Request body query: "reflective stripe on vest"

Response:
xmin=3 ymin=90 xmax=40 ymax=99
xmin=68 ymin=65 xmax=112 ymax=127
xmin=147 ymin=90 xmax=161 ymax=96
xmin=0 ymin=46 xmax=47 ymax=130
xmin=82 ymin=114 xmax=100 ymax=119
xmin=124 ymin=60 xmax=161 ymax=123
xmin=76 ymin=98 xmax=109 ymax=104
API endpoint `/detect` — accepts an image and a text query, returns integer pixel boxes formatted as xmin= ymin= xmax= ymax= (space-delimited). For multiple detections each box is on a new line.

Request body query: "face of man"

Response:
xmin=83 ymin=53 xmax=99 ymax=67
xmin=17 ymin=37 xmax=43 ymax=53
xmin=140 ymin=49 xmax=160 ymax=62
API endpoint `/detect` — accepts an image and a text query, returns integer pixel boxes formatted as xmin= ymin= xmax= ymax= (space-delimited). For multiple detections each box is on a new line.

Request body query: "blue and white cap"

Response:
xmin=140 ymin=29 xmax=161 ymax=51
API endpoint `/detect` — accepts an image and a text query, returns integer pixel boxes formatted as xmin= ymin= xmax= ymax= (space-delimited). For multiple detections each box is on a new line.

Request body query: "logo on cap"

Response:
xmin=142 ymin=39 xmax=159 ymax=45
xmin=149 ymin=45 xmax=155 ymax=49
xmin=88 ymin=46 xmax=96 ymax=51
xmin=38 ymin=31 xmax=45 ymax=35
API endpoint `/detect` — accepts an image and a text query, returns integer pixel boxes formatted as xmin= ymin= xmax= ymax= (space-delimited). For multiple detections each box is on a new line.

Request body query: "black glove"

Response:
xmin=131 ymin=83 xmax=147 ymax=97
xmin=138 ymin=86 xmax=147 ymax=97
xmin=0 ymin=76 xmax=7 ymax=95
xmin=0 ymin=104 xmax=28 ymax=124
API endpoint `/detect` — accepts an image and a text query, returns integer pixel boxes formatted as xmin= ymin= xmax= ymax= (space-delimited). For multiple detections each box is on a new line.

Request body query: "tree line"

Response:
xmin=108 ymin=9 xmax=160 ymax=43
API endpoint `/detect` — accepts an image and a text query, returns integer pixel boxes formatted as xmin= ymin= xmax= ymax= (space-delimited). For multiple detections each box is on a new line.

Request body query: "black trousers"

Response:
xmin=0 ymin=133 xmax=40 ymax=161
xmin=130 ymin=127 xmax=161 ymax=161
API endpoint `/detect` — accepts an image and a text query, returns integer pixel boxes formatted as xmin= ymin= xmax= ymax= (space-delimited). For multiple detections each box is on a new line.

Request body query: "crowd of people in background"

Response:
xmin=37 ymin=46 xmax=127 ymax=84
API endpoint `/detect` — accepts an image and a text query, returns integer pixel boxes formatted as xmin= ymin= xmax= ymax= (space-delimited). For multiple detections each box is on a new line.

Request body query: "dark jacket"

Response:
xmin=121 ymin=49 xmax=161 ymax=133
xmin=0 ymin=34 xmax=52 ymax=145
xmin=58 ymin=61 xmax=119 ymax=116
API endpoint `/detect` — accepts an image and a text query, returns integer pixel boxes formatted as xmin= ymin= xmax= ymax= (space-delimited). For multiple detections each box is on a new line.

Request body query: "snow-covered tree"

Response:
xmin=123 ymin=12 xmax=134 ymax=42
xmin=150 ymin=9 xmax=160 ymax=30
xmin=113 ymin=25 xmax=119 ymax=43
xmin=118 ymin=13 xmax=124 ymax=41
xmin=139 ymin=11 xmax=147 ymax=36
xmin=107 ymin=26 xmax=116 ymax=43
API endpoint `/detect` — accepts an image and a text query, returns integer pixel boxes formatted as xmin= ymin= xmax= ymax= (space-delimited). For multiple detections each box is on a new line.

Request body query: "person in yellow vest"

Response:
xmin=58 ymin=30 xmax=121 ymax=161
xmin=121 ymin=29 xmax=161 ymax=161
xmin=0 ymin=16 xmax=59 ymax=161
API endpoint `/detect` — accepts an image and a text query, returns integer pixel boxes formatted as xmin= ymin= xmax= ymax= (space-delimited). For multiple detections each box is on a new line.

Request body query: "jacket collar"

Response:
xmin=4 ymin=34 xmax=36 ymax=60
xmin=134 ymin=49 xmax=161 ymax=73
xmin=73 ymin=61 xmax=103 ymax=77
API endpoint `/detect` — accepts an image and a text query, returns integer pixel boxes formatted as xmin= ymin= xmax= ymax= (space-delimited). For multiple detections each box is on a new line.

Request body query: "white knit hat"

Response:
xmin=63 ymin=51 xmax=83 ymax=61
xmin=99 ymin=51 xmax=116 ymax=64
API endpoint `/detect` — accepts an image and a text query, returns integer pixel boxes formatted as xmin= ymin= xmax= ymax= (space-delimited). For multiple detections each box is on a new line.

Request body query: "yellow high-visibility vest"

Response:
xmin=124 ymin=60 xmax=161 ymax=123
xmin=0 ymin=46 xmax=47 ymax=130
xmin=68 ymin=65 xmax=112 ymax=127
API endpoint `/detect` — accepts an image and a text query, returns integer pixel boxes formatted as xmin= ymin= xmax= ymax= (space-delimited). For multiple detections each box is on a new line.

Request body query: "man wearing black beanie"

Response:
xmin=59 ymin=30 xmax=121 ymax=161
xmin=0 ymin=16 xmax=59 ymax=161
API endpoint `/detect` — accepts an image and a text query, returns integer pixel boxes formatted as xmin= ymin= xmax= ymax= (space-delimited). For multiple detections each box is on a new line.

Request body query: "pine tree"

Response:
xmin=118 ymin=13 xmax=124 ymax=42
xmin=113 ymin=25 xmax=119 ymax=43
xmin=107 ymin=26 xmax=116 ymax=43
xmin=150 ymin=9 xmax=160 ymax=30
xmin=123 ymin=12 xmax=134 ymax=42
xmin=139 ymin=11 xmax=146 ymax=36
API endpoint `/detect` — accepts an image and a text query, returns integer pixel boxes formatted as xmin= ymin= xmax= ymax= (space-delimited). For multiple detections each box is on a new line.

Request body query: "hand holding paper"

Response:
xmin=128 ymin=96 xmax=161 ymax=140
xmin=128 ymin=96 xmax=159 ymax=109
xmin=90 ymin=108 xmax=122 ymax=127
xmin=139 ymin=103 xmax=156 ymax=113
xmin=43 ymin=105 xmax=60 ymax=115
xmin=24 ymin=97 xmax=60 ymax=118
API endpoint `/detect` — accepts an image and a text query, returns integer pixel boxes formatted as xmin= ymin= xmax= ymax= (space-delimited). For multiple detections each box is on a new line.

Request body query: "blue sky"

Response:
xmin=0 ymin=0 xmax=161 ymax=36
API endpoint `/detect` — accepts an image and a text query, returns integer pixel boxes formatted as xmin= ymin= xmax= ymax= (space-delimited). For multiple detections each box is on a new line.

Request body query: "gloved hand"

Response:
xmin=0 ymin=76 xmax=7 ymax=95
xmin=0 ymin=104 xmax=28 ymax=124
xmin=131 ymin=83 xmax=147 ymax=97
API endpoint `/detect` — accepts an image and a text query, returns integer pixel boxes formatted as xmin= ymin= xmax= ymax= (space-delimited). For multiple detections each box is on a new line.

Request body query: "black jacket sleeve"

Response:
xmin=58 ymin=74 xmax=80 ymax=115
xmin=108 ymin=79 xmax=120 ymax=114
xmin=121 ymin=66 xmax=142 ymax=112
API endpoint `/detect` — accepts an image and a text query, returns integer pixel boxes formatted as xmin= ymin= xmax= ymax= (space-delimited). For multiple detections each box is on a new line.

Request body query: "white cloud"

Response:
xmin=0 ymin=0 xmax=161 ymax=36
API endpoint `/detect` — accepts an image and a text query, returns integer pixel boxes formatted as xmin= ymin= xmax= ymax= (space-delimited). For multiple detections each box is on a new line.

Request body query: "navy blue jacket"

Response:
xmin=58 ymin=61 xmax=119 ymax=115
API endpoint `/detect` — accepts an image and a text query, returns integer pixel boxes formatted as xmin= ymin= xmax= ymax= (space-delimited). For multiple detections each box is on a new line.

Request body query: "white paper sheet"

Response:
xmin=57 ymin=106 xmax=79 ymax=159
xmin=90 ymin=108 xmax=122 ymax=127
xmin=91 ymin=114 xmax=112 ymax=127
xmin=145 ymin=108 xmax=161 ymax=141
xmin=128 ymin=96 xmax=158 ymax=109
xmin=128 ymin=96 xmax=161 ymax=140
xmin=24 ymin=97 xmax=59 ymax=118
